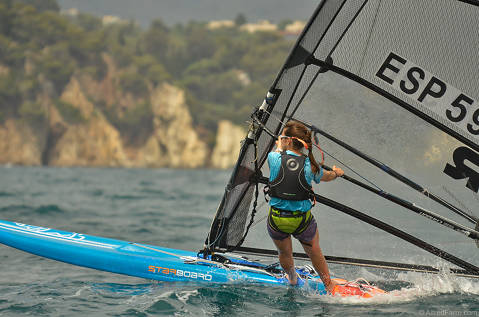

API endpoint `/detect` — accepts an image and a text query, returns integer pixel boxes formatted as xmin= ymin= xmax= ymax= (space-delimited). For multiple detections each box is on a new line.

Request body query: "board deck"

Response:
xmin=0 ymin=220 xmax=384 ymax=297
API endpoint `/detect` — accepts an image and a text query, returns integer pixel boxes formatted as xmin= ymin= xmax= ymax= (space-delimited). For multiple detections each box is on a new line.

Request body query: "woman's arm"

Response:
xmin=320 ymin=165 xmax=344 ymax=182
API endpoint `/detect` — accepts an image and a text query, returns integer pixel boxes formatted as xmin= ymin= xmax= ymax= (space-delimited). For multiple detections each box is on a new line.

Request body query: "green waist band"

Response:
xmin=268 ymin=208 xmax=312 ymax=235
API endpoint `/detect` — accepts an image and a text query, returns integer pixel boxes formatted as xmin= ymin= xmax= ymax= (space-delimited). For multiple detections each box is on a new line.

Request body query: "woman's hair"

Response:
xmin=283 ymin=120 xmax=320 ymax=174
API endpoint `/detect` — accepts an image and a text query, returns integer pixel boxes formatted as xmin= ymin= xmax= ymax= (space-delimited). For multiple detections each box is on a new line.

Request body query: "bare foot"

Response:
xmin=325 ymin=279 xmax=339 ymax=293
xmin=286 ymin=272 xmax=298 ymax=285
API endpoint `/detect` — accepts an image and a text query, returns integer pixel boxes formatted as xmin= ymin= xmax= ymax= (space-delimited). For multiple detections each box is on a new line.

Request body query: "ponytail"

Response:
xmin=305 ymin=130 xmax=321 ymax=175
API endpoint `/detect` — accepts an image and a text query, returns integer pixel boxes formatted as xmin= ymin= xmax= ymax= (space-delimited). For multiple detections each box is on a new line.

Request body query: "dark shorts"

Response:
xmin=267 ymin=213 xmax=317 ymax=243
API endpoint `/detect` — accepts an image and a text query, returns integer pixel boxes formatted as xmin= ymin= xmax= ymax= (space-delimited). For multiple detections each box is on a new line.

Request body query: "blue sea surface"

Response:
xmin=0 ymin=166 xmax=478 ymax=316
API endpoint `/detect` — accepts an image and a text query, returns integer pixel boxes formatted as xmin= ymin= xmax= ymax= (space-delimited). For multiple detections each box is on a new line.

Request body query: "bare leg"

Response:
xmin=272 ymin=236 xmax=298 ymax=285
xmin=300 ymin=229 xmax=337 ymax=293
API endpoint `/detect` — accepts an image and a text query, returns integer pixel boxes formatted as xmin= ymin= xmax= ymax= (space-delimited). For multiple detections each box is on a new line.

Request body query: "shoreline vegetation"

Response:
xmin=0 ymin=0 xmax=302 ymax=168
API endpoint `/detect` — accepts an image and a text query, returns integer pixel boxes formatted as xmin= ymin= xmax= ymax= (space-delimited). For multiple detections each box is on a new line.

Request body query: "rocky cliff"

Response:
xmin=0 ymin=119 xmax=44 ymax=166
xmin=0 ymin=56 xmax=246 ymax=169
xmin=211 ymin=120 xmax=245 ymax=169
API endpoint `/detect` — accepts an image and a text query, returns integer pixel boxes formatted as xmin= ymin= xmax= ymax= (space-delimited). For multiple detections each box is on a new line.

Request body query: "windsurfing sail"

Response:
xmin=204 ymin=0 xmax=479 ymax=277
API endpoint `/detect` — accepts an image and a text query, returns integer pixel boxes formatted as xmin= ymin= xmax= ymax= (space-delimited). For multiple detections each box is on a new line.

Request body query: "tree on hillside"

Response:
xmin=142 ymin=19 xmax=170 ymax=63
xmin=0 ymin=2 xmax=13 ymax=36
xmin=14 ymin=0 xmax=59 ymax=12
xmin=184 ymin=22 xmax=215 ymax=64
xmin=234 ymin=13 xmax=247 ymax=26
xmin=278 ymin=19 xmax=292 ymax=31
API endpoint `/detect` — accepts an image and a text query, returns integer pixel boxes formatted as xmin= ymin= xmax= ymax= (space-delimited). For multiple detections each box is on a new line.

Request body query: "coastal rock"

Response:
xmin=0 ymin=119 xmax=43 ymax=166
xmin=50 ymin=72 xmax=208 ymax=168
xmin=0 ymin=64 xmax=9 ymax=76
xmin=143 ymin=83 xmax=209 ymax=168
xmin=130 ymin=135 xmax=166 ymax=167
xmin=0 ymin=53 xmax=228 ymax=168
xmin=211 ymin=120 xmax=245 ymax=169
xmin=48 ymin=113 xmax=130 ymax=167
xmin=60 ymin=77 xmax=94 ymax=119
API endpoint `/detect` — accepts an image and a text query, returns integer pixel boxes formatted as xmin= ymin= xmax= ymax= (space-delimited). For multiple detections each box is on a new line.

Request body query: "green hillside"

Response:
xmin=0 ymin=0 xmax=293 ymax=144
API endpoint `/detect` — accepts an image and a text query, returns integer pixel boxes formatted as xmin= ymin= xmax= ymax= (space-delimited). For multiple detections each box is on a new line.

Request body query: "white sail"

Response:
xmin=204 ymin=0 xmax=479 ymax=276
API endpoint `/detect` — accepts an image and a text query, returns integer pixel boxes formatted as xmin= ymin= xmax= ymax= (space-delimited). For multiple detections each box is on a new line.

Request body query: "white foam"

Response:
xmin=307 ymin=270 xmax=479 ymax=305
xmin=397 ymin=270 xmax=479 ymax=295
xmin=176 ymin=290 xmax=199 ymax=304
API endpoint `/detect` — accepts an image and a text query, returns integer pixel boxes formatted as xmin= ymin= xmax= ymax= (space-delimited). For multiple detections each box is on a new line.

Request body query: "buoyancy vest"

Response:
xmin=268 ymin=151 xmax=313 ymax=201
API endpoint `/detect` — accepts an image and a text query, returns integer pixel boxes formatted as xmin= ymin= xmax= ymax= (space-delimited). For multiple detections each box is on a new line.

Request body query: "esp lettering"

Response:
xmin=376 ymin=52 xmax=479 ymax=136
xmin=376 ymin=52 xmax=447 ymax=104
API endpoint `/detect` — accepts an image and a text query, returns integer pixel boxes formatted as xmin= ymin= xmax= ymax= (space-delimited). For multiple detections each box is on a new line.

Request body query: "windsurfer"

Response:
xmin=267 ymin=120 xmax=344 ymax=293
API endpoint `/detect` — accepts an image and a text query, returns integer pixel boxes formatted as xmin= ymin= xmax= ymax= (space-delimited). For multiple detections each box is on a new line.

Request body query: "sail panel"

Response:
xmin=326 ymin=0 xmax=479 ymax=147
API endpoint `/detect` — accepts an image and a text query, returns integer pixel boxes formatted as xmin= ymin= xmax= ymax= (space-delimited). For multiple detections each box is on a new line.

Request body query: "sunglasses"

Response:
xmin=280 ymin=135 xmax=309 ymax=149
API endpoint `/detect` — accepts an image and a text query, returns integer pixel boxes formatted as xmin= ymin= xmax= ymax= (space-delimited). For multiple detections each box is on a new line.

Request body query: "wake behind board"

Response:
xmin=0 ymin=220 xmax=384 ymax=297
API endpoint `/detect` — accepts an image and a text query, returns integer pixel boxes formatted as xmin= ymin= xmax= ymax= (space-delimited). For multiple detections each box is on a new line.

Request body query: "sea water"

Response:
xmin=0 ymin=166 xmax=478 ymax=316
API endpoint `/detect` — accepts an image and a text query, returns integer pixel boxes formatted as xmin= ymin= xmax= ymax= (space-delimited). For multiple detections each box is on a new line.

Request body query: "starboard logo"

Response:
xmin=148 ymin=265 xmax=213 ymax=281
xmin=444 ymin=147 xmax=479 ymax=193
